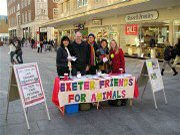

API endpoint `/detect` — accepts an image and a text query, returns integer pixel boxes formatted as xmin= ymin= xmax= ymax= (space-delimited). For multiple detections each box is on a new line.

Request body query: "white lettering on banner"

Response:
xmin=14 ymin=63 xmax=45 ymax=108
xmin=58 ymin=77 xmax=135 ymax=107
xmin=125 ymin=11 xmax=158 ymax=22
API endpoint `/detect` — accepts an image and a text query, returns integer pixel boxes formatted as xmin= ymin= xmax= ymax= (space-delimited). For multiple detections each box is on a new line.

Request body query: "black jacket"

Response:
xmin=164 ymin=46 xmax=173 ymax=61
xmin=175 ymin=43 xmax=180 ymax=56
xmin=70 ymin=41 xmax=90 ymax=70
xmin=56 ymin=46 xmax=69 ymax=68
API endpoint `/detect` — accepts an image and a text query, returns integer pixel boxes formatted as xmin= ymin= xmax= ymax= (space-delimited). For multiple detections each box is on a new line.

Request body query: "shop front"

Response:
xmin=121 ymin=7 xmax=180 ymax=60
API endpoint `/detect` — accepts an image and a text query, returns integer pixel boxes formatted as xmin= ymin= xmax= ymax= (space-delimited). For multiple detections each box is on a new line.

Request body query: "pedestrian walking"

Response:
xmin=172 ymin=38 xmax=180 ymax=72
xmin=8 ymin=39 xmax=17 ymax=64
xmin=161 ymin=41 xmax=178 ymax=76
xmin=15 ymin=40 xmax=23 ymax=64
xmin=37 ymin=41 xmax=41 ymax=53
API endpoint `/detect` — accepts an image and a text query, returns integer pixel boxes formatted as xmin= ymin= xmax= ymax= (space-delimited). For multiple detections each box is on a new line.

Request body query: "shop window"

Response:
xmin=77 ymin=0 xmax=88 ymax=7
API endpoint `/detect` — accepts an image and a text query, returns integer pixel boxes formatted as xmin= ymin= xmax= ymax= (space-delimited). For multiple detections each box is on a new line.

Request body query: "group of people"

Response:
xmin=37 ymin=39 xmax=57 ymax=53
xmin=56 ymin=31 xmax=126 ymax=107
xmin=56 ymin=31 xmax=125 ymax=77
xmin=161 ymin=39 xmax=180 ymax=76
xmin=8 ymin=39 xmax=23 ymax=64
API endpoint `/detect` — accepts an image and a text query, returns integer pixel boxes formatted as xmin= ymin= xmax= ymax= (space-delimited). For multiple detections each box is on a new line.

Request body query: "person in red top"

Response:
xmin=109 ymin=39 xmax=127 ymax=106
xmin=110 ymin=39 xmax=125 ymax=73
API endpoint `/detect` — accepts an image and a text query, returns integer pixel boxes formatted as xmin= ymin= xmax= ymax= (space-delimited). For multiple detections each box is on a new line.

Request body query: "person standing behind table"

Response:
xmin=96 ymin=39 xmax=110 ymax=73
xmin=172 ymin=38 xmax=180 ymax=73
xmin=86 ymin=33 xmax=99 ymax=75
xmin=15 ymin=40 xmax=23 ymax=64
xmin=109 ymin=39 xmax=125 ymax=74
xmin=161 ymin=41 xmax=178 ymax=76
xmin=8 ymin=40 xmax=17 ymax=64
xmin=56 ymin=36 xmax=72 ymax=77
xmin=70 ymin=31 xmax=90 ymax=76
xmin=109 ymin=39 xmax=127 ymax=106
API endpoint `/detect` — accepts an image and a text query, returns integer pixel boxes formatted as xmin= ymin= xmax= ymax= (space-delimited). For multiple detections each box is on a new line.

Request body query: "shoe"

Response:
xmin=173 ymin=72 xmax=178 ymax=76
xmin=172 ymin=68 xmax=178 ymax=76
xmin=161 ymin=69 xmax=164 ymax=76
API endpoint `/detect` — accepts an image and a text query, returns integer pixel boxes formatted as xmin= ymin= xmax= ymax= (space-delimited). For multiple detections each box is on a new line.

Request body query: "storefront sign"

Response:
xmin=58 ymin=77 xmax=135 ymax=107
xmin=13 ymin=63 xmax=45 ymax=108
xmin=125 ymin=11 xmax=158 ymax=22
xmin=92 ymin=19 xmax=102 ymax=25
xmin=125 ymin=24 xmax=138 ymax=35
xmin=40 ymin=27 xmax=47 ymax=32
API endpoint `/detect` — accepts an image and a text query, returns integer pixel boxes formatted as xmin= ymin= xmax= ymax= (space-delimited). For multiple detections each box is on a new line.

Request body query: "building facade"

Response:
xmin=0 ymin=15 xmax=9 ymax=42
xmin=7 ymin=0 xmax=59 ymax=41
xmin=43 ymin=0 xmax=180 ymax=59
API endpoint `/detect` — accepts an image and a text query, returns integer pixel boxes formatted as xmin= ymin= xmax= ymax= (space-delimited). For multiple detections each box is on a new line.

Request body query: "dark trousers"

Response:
xmin=57 ymin=66 xmax=69 ymax=77
xmin=16 ymin=51 xmax=23 ymax=64
xmin=37 ymin=47 xmax=40 ymax=53
xmin=10 ymin=52 xmax=16 ymax=63
xmin=86 ymin=65 xmax=97 ymax=75
xmin=72 ymin=66 xmax=86 ymax=76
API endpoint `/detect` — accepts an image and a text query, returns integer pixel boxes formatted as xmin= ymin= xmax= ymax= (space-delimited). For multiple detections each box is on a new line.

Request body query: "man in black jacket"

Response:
xmin=172 ymin=38 xmax=180 ymax=73
xmin=161 ymin=41 xmax=178 ymax=76
xmin=71 ymin=31 xmax=90 ymax=76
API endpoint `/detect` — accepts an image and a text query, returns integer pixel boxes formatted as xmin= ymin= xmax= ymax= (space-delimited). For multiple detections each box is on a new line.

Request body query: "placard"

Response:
xmin=145 ymin=59 xmax=164 ymax=92
xmin=58 ymin=76 xmax=135 ymax=107
xmin=125 ymin=24 xmax=138 ymax=35
xmin=13 ymin=63 xmax=45 ymax=108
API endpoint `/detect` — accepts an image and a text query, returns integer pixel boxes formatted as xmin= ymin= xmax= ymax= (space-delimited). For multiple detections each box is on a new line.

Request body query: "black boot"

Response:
xmin=161 ymin=69 xmax=164 ymax=76
xmin=172 ymin=68 xmax=178 ymax=76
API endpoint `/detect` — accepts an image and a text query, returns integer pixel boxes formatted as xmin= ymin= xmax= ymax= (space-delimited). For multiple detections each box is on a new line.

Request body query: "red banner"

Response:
xmin=125 ymin=24 xmax=138 ymax=35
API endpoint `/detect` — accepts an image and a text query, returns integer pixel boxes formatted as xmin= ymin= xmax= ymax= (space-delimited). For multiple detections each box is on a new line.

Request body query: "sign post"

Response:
xmin=6 ymin=63 xmax=51 ymax=130
xmin=138 ymin=59 xmax=167 ymax=109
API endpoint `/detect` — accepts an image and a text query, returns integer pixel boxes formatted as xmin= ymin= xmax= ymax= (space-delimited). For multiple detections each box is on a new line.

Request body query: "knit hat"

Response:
xmin=88 ymin=33 xmax=95 ymax=39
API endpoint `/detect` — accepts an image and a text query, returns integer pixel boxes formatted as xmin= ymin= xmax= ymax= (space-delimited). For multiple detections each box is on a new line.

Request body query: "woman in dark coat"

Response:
xmin=56 ymin=36 xmax=72 ymax=77
xmin=96 ymin=39 xmax=110 ymax=73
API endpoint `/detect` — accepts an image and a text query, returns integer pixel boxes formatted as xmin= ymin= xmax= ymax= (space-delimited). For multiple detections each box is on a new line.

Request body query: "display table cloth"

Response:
xmin=52 ymin=74 xmax=139 ymax=107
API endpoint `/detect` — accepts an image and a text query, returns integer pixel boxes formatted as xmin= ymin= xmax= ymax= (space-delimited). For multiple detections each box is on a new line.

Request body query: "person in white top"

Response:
xmin=8 ymin=40 xmax=17 ymax=64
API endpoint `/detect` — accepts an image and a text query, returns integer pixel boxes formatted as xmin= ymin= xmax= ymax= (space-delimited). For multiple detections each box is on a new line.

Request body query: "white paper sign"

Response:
xmin=146 ymin=59 xmax=164 ymax=92
xmin=13 ymin=63 xmax=45 ymax=108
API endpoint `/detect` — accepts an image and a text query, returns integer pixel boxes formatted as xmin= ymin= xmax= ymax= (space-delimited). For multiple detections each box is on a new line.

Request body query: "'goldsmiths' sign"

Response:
xmin=125 ymin=11 xmax=158 ymax=22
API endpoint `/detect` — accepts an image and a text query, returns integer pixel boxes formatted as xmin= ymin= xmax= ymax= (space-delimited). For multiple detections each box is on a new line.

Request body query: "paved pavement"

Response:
xmin=0 ymin=45 xmax=180 ymax=135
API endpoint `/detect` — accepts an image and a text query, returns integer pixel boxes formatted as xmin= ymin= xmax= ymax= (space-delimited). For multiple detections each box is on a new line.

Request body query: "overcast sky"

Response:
xmin=0 ymin=0 xmax=7 ymax=15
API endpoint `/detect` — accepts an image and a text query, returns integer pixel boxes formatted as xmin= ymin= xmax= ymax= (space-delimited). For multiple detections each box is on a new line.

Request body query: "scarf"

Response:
xmin=89 ymin=42 xmax=96 ymax=66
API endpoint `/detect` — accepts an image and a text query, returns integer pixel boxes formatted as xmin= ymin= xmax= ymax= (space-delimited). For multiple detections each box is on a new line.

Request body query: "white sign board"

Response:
xmin=145 ymin=59 xmax=164 ymax=92
xmin=13 ymin=63 xmax=45 ymax=108
xmin=125 ymin=10 xmax=158 ymax=22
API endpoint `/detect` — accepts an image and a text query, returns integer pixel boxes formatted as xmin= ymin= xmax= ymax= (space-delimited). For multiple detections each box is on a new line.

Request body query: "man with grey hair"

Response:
xmin=70 ymin=31 xmax=90 ymax=76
